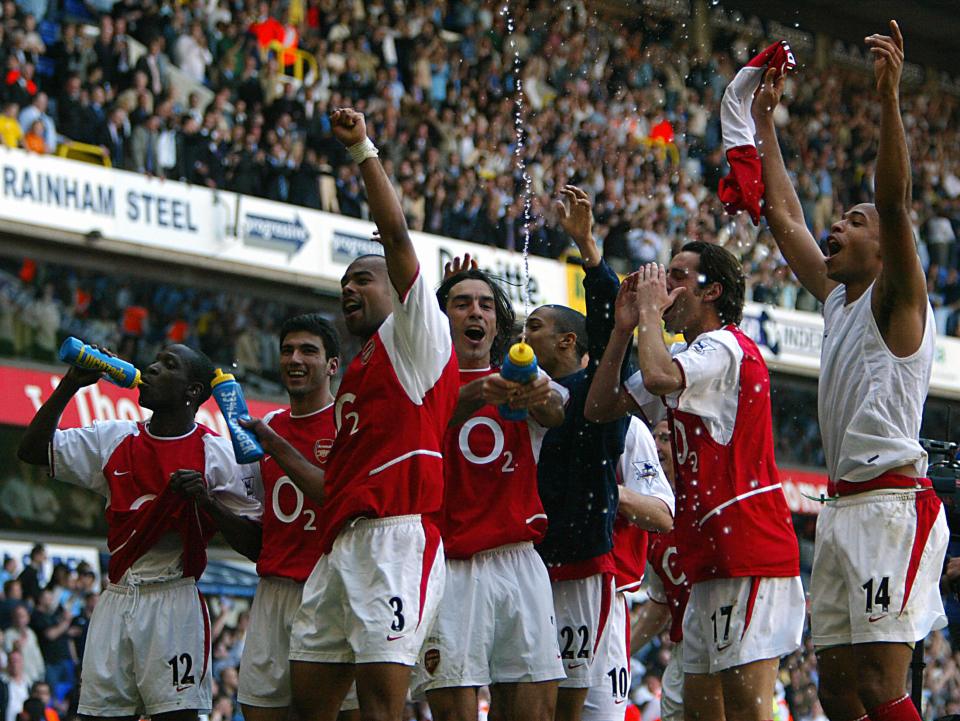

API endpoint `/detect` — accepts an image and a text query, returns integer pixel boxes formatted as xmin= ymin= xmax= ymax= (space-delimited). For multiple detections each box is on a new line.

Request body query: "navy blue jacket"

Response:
xmin=536 ymin=260 xmax=632 ymax=568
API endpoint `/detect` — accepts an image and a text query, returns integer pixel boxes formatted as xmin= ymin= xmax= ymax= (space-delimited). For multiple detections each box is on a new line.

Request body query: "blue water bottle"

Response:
xmin=498 ymin=342 xmax=539 ymax=421
xmin=210 ymin=368 xmax=264 ymax=464
xmin=58 ymin=337 xmax=142 ymax=388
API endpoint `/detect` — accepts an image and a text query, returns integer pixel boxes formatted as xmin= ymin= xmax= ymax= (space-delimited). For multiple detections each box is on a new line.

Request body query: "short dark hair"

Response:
xmin=542 ymin=304 xmax=588 ymax=359
xmin=437 ymin=269 xmax=516 ymax=363
xmin=681 ymin=241 xmax=746 ymax=326
xmin=278 ymin=313 xmax=341 ymax=360
xmin=174 ymin=345 xmax=216 ymax=405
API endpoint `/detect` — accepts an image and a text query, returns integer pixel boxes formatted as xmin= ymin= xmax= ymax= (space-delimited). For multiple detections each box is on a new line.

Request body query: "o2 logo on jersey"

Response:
xmin=458 ymin=417 xmax=517 ymax=473
xmin=272 ymin=476 xmax=317 ymax=531
xmin=335 ymin=394 xmax=360 ymax=436
xmin=314 ymin=438 xmax=334 ymax=463
xmin=672 ymin=418 xmax=699 ymax=473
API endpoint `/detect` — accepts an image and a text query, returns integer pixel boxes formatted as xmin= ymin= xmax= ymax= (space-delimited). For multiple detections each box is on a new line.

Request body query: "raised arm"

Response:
xmin=555 ymin=185 xmax=628 ymax=376
xmin=331 ymin=108 xmax=418 ymax=296
xmin=635 ymin=264 xmax=683 ymax=396
xmin=868 ymin=21 xmax=928 ymax=356
xmin=753 ymin=70 xmax=836 ymax=302
xmin=18 ymin=365 xmax=102 ymax=466
xmin=584 ymin=276 xmax=641 ymax=422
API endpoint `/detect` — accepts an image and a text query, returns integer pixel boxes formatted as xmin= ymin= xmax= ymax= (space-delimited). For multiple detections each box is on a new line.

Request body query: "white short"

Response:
xmin=413 ymin=542 xmax=564 ymax=693
xmin=78 ymin=578 xmax=212 ymax=717
xmin=660 ymin=641 xmax=683 ymax=721
xmin=682 ymin=576 xmax=804 ymax=675
xmin=237 ymin=576 xmax=358 ymax=712
xmin=290 ymin=515 xmax=445 ymax=666
xmin=811 ymin=489 xmax=948 ymax=648
xmin=552 ymin=573 xmax=618 ymax=689
xmin=582 ymin=593 xmax=630 ymax=721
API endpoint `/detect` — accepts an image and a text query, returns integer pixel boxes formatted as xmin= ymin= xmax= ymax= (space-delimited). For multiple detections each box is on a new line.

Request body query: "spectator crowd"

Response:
xmin=0 ymin=0 xmax=956 ymax=333
xmin=3 ymin=543 xmax=960 ymax=721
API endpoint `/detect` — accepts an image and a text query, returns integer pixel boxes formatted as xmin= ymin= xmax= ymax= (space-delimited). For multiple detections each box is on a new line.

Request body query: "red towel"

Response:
xmin=718 ymin=41 xmax=797 ymax=224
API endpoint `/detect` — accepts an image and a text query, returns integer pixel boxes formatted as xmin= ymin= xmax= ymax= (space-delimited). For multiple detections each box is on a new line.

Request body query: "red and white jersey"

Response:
xmin=319 ymin=269 xmax=460 ymax=555
xmin=612 ymin=417 xmax=674 ymax=592
xmin=257 ymin=405 xmax=336 ymax=582
xmin=50 ymin=421 xmax=262 ymax=583
xmin=646 ymin=530 xmax=691 ymax=643
xmin=625 ymin=326 xmax=799 ymax=584
xmin=433 ymin=367 xmax=557 ymax=559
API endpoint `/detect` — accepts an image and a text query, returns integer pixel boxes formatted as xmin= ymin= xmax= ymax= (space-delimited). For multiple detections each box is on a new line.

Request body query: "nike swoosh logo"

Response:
xmin=386 ymin=634 xmax=404 ymax=641
xmin=113 ymin=470 xmax=131 ymax=476
xmin=175 ymin=685 xmax=191 ymax=693
xmin=614 ymin=700 xmax=626 ymax=705
xmin=716 ymin=644 xmax=732 ymax=651
xmin=868 ymin=614 xmax=888 ymax=623
xmin=568 ymin=663 xmax=585 ymax=669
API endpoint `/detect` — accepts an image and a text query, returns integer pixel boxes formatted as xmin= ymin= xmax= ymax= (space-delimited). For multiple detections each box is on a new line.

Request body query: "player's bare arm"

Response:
xmin=635 ymin=264 xmax=683 ymax=396
xmin=753 ymin=70 xmax=835 ymax=303
xmin=617 ymin=487 xmax=673 ymax=532
xmin=556 ymin=185 xmax=600 ymax=267
xmin=868 ymin=20 xmax=927 ymax=357
xmin=240 ymin=416 xmax=327 ymax=505
xmin=331 ymin=107 xmax=418 ymax=295
xmin=17 ymin=356 xmax=105 ymax=465
xmin=629 ymin=601 xmax=671 ymax=652
xmin=584 ymin=276 xmax=640 ymax=423
xmin=169 ymin=469 xmax=262 ymax=562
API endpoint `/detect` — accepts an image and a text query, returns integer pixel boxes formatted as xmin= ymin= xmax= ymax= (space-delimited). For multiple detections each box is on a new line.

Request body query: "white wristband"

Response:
xmin=348 ymin=137 xmax=379 ymax=165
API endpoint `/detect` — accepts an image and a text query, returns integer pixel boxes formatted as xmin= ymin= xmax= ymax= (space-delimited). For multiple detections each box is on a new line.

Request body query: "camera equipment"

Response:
xmin=925 ymin=438 xmax=960 ymax=536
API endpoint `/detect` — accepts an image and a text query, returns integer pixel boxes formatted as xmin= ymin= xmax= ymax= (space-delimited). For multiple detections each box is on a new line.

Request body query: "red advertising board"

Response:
xmin=779 ymin=467 xmax=830 ymax=515
xmin=0 ymin=363 xmax=284 ymax=436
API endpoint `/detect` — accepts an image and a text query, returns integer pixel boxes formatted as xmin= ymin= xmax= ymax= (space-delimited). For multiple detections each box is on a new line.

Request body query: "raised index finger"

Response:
xmin=890 ymin=19 xmax=903 ymax=50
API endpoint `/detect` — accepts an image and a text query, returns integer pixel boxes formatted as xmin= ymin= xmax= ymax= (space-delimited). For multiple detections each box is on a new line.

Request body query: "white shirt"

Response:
xmin=624 ymin=328 xmax=745 ymax=446
xmin=819 ymin=283 xmax=935 ymax=482
xmin=618 ymin=416 xmax=675 ymax=516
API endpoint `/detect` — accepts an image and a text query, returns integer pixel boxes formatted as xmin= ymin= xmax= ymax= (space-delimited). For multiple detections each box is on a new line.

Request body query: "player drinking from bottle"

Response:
xmin=17 ymin=344 xmax=262 ymax=721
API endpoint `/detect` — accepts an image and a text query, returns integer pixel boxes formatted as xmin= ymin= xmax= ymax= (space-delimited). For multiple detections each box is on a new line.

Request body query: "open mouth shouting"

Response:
xmin=342 ymin=297 xmax=362 ymax=322
xmin=463 ymin=325 xmax=487 ymax=347
xmin=824 ymin=235 xmax=843 ymax=261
